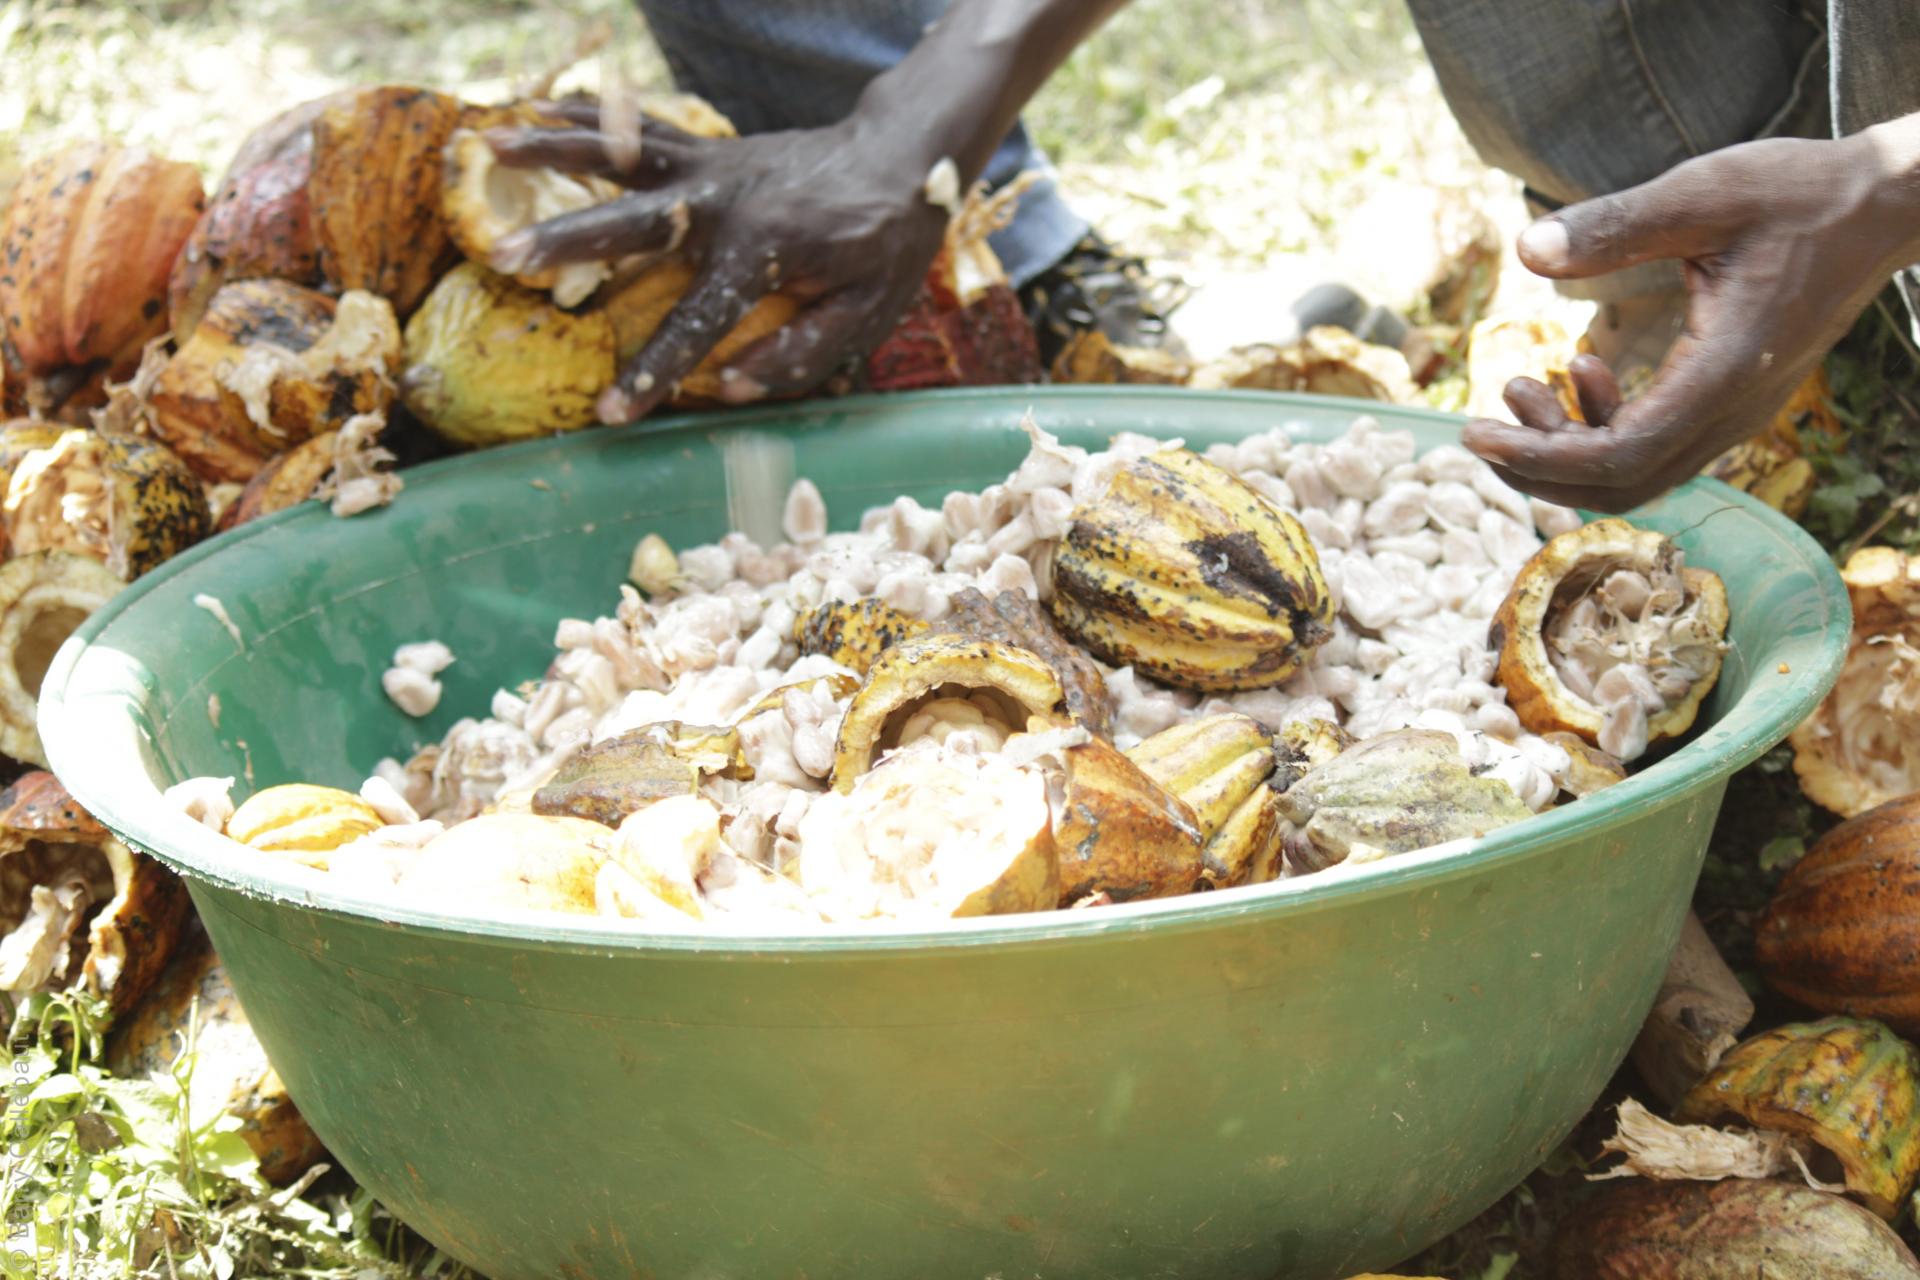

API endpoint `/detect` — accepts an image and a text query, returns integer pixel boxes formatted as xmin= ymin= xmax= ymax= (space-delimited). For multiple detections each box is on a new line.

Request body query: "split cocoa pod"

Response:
xmin=1790 ymin=545 xmax=1920 ymax=818
xmin=215 ymin=430 xmax=340 ymax=532
xmin=1187 ymin=327 xmax=1415 ymax=403
xmin=823 ymin=627 xmax=1228 ymax=906
xmin=441 ymin=106 xmax=621 ymax=308
xmin=148 ymin=280 xmax=400 ymax=484
xmin=1676 ymin=1016 xmax=1920 ymax=1219
xmin=0 ymin=551 xmax=126 ymax=766
xmin=797 ymin=740 xmax=1059 ymax=921
xmin=1756 ymin=793 xmax=1920 ymax=1037
xmin=226 ymin=783 xmax=384 ymax=869
xmin=1048 ymin=735 xmax=1208 ymax=905
xmin=439 ymin=91 xmax=798 ymax=408
xmin=798 ymin=588 xmax=1111 ymax=733
xmin=0 ymin=141 xmax=205 ymax=415
xmin=1491 ymin=518 xmax=1727 ymax=762
xmin=1126 ymin=712 xmax=1285 ymax=888
xmin=1 ymin=425 xmax=208 ymax=578
xmin=829 ymin=633 xmax=1074 ymax=788
xmin=600 ymin=262 xmax=798 ymax=405
xmin=0 ymin=770 xmax=189 ymax=1017
xmin=1273 ymin=728 xmax=1531 ymax=874
xmin=864 ymin=186 xmax=1043 ymax=393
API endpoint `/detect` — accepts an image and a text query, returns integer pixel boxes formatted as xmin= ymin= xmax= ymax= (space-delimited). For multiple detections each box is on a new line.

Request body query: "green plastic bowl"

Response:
xmin=42 ymin=388 xmax=1847 ymax=1279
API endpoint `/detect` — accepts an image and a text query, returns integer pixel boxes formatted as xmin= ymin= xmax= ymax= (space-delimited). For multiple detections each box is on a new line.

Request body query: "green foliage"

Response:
xmin=1804 ymin=293 xmax=1920 ymax=557
xmin=0 ymin=990 xmax=474 ymax=1280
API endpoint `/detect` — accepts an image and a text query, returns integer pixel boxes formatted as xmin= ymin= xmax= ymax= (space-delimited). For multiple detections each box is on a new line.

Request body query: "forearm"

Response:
xmin=1858 ymin=110 xmax=1920 ymax=271
xmin=850 ymin=0 xmax=1131 ymax=184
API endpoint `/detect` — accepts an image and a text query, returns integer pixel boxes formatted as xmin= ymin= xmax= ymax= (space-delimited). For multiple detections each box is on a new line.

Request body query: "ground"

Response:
xmin=5 ymin=2 xmax=1920 ymax=1278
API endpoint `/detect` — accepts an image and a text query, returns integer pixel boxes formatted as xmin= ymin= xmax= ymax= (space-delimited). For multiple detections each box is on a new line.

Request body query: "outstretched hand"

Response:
xmin=487 ymin=100 xmax=949 ymax=424
xmin=1464 ymin=125 xmax=1920 ymax=513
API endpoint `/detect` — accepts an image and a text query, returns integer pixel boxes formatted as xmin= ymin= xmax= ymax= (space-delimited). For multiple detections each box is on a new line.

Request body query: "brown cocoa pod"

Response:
xmin=1552 ymin=1177 xmax=1920 ymax=1279
xmin=1756 ymin=794 xmax=1920 ymax=1037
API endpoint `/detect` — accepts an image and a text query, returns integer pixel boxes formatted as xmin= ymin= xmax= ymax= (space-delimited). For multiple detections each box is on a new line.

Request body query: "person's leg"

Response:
xmin=1405 ymin=0 xmax=1829 ymax=373
xmin=632 ymin=0 xmax=1087 ymax=287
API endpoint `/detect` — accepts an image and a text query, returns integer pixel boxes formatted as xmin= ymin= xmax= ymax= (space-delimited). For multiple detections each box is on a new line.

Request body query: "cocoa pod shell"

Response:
xmin=1552 ymin=1177 xmax=1920 ymax=1279
xmin=167 ymin=95 xmax=351 ymax=342
xmin=0 ymin=142 xmax=204 ymax=380
xmin=309 ymin=86 xmax=464 ymax=318
xmin=1757 ymin=794 xmax=1920 ymax=1036
xmin=147 ymin=279 xmax=397 ymax=484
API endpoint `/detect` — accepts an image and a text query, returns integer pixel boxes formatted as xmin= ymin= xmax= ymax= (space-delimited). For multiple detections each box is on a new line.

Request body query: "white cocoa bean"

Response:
xmin=1296 ymin=507 xmax=1351 ymax=552
xmin=986 ymin=511 xmax=1037 ymax=559
xmin=1478 ymin=510 xmax=1539 ymax=567
xmin=737 ymin=626 xmax=782 ymax=671
xmin=1530 ymin=498 xmax=1583 ymax=539
xmin=1473 ymin=702 xmax=1523 ymax=740
xmin=791 ymin=724 xmax=836 ymax=779
xmin=1471 ymin=466 xmax=1534 ymax=525
xmin=783 ymin=479 xmax=828 ymax=544
xmin=678 ymin=545 xmax=735 ymax=593
xmin=1362 ymin=481 xmax=1430 ymax=539
xmin=1283 ymin=457 xmax=1335 ymax=509
xmin=382 ymin=667 xmax=442 ymax=718
xmin=946 ymin=535 xmax=992 ymax=575
xmin=393 ymin=640 xmax=455 ymax=675
xmin=1367 ymin=531 xmax=1441 ymax=565
xmin=981 ymin=553 xmax=1039 ymax=600
xmin=1417 ymin=443 xmax=1480 ymax=485
xmin=1028 ymin=487 xmax=1074 ymax=540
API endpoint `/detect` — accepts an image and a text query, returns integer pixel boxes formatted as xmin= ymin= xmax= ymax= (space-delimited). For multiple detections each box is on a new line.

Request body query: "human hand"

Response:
xmin=486 ymin=100 xmax=949 ymax=423
xmin=1464 ymin=121 xmax=1920 ymax=513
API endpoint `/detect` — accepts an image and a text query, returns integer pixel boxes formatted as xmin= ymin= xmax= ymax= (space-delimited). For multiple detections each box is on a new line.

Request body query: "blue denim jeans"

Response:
xmin=637 ymin=0 xmax=1920 ymax=309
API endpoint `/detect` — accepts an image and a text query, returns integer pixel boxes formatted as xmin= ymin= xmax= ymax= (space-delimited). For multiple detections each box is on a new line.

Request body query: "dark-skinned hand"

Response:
xmin=486 ymin=100 xmax=950 ymax=424
xmin=1464 ymin=118 xmax=1920 ymax=513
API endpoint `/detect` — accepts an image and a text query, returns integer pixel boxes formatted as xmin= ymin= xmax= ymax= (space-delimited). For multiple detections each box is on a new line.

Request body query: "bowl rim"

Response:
xmin=40 ymin=386 xmax=1852 ymax=955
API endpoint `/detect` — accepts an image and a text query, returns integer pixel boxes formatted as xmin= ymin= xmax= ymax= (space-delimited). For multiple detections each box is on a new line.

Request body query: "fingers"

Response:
xmin=1568 ymin=353 xmax=1623 ymax=424
xmin=1464 ymin=314 xmax=1779 ymax=510
xmin=1465 ymin=414 xmax=1671 ymax=513
xmin=529 ymin=100 xmax=702 ymax=149
xmin=533 ymin=97 xmax=605 ymax=128
xmin=1481 ymin=462 xmax=1612 ymax=514
xmin=599 ymin=257 xmax=766 ymax=424
xmin=490 ymin=191 xmax=693 ymax=273
xmin=1518 ymin=165 xmax=1734 ymax=281
xmin=717 ymin=284 xmax=893 ymax=401
xmin=1464 ymin=371 xmax=1659 ymax=501
xmin=486 ymin=126 xmax=685 ymax=183
xmin=1502 ymin=375 xmax=1579 ymax=432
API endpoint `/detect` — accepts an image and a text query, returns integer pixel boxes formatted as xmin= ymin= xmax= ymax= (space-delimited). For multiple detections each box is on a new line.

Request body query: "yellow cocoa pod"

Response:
xmin=226 ymin=784 xmax=382 ymax=865
xmin=399 ymin=262 xmax=614 ymax=448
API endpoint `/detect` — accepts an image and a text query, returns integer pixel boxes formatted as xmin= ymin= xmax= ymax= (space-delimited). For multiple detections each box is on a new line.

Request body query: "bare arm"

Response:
xmin=490 ymin=0 xmax=1132 ymax=423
